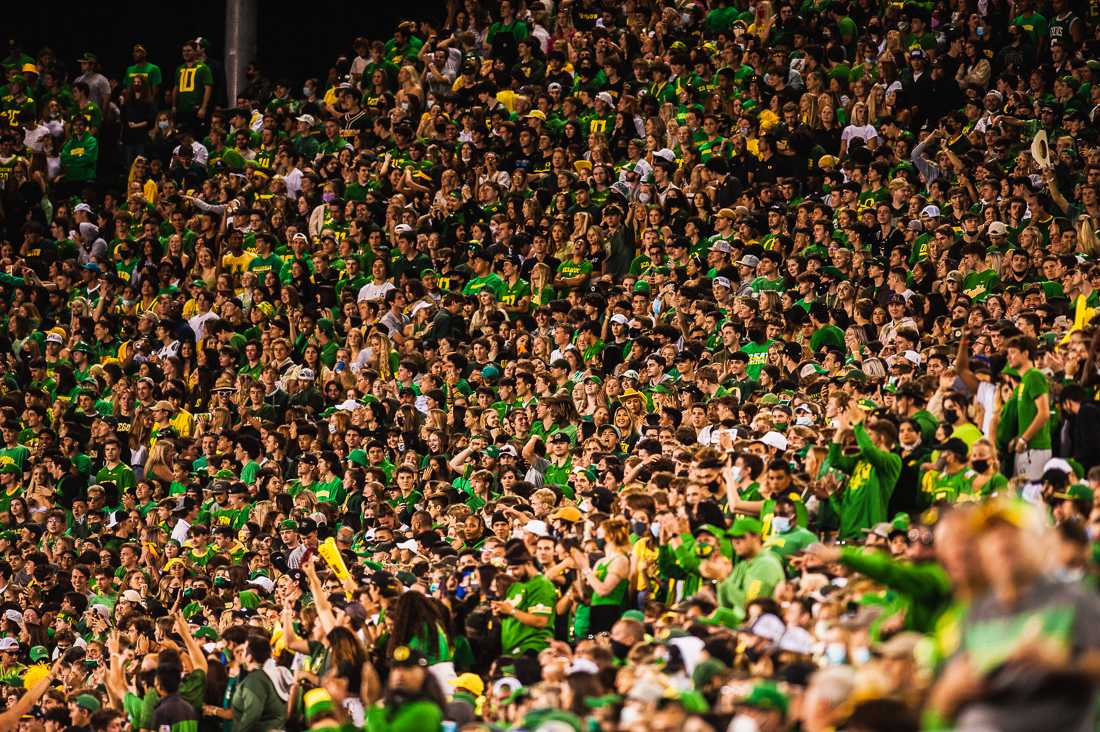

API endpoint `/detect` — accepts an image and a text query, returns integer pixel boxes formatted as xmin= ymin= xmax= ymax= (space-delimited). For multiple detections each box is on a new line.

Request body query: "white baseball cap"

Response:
xmin=758 ymin=431 xmax=789 ymax=452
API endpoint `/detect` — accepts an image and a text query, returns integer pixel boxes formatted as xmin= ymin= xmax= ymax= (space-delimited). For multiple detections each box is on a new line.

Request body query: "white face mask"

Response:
xmin=795 ymin=415 xmax=814 ymax=426
xmin=729 ymin=465 xmax=742 ymax=481
xmin=771 ymin=516 xmax=791 ymax=534
xmin=729 ymin=716 xmax=761 ymax=732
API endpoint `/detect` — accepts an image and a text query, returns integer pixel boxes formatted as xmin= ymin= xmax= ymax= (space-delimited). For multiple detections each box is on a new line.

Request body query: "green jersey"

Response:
xmin=174 ymin=62 xmax=213 ymax=114
xmin=95 ymin=462 xmax=136 ymax=493
xmin=500 ymin=575 xmax=556 ymax=655
xmin=925 ymin=467 xmax=976 ymax=504
xmin=498 ymin=278 xmax=531 ymax=308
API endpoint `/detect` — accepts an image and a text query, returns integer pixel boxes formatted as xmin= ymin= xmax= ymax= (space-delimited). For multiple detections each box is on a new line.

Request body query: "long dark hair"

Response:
xmin=385 ymin=591 xmax=449 ymax=660
xmin=326 ymin=626 xmax=367 ymax=693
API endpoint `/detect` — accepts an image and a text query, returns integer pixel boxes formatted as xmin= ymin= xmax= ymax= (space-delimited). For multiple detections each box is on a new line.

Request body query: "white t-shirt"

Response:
xmin=841 ymin=124 xmax=879 ymax=146
xmin=357 ymin=280 xmax=395 ymax=303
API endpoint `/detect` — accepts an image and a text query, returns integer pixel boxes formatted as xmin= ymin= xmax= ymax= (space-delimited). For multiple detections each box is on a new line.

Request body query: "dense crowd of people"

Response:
xmin=1 ymin=0 xmax=1100 ymax=730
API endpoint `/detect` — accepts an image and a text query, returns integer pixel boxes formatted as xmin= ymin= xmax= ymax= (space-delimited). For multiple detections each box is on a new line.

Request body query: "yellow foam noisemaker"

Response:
xmin=318 ymin=537 xmax=351 ymax=582
xmin=1062 ymin=294 xmax=1095 ymax=344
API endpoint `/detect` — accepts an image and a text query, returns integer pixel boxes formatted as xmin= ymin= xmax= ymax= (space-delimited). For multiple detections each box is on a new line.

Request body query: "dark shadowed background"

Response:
xmin=5 ymin=0 xmax=445 ymax=88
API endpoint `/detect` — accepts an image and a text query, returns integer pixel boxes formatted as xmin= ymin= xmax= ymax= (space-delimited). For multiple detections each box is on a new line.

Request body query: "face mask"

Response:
xmin=771 ymin=516 xmax=791 ymax=534
xmin=729 ymin=715 xmax=761 ymax=732
xmin=942 ymin=408 xmax=958 ymax=424
xmin=773 ymin=422 xmax=788 ymax=431
xmin=214 ymin=577 xmax=230 ymax=588
xmin=971 ymin=459 xmax=990 ymax=473
xmin=825 ymin=642 xmax=847 ymax=665
xmin=158 ymin=120 xmax=170 ymax=130
xmin=851 ymin=646 xmax=872 ymax=665
xmin=322 ymin=192 xmax=336 ymax=203
xmin=579 ymin=500 xmax=592 ymax=513
xmin=303 ymin=86 xmax=312 ymax=97
xmin=795 ymin=415 xmax=813 ymax=426
xmin=650 ymin=522 xmax=660 ymax=538
xmin=610 ymin=639 xmax=630 ymax=660
xmin=729 ymin=465 xmax=742 ymax=481
xmin=631 ymin=521 xmax=647 ymax=537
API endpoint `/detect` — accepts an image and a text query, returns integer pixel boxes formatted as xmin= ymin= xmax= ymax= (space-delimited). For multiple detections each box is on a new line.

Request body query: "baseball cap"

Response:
xmin=450 ymin=673 xmax=486 ymax=696
xmin=758 ymin=431 xmax=788 ymax=451
xmin=920 ymin=204 xmax=941 ymax=218
xmin=549 ymin=506 xmax=583 ymax=522
xmin=736 ymin=254 xmax=760 ymax=268
xmin=988 ymin=221 xmax=1008 ymax=236
xmin=729 ymin=517 xmax=764 ymax=537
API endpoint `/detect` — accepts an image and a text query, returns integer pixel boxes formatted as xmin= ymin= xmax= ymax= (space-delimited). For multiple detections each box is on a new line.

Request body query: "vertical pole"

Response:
xmin=225 ymin=0 xmax=258 ymax=103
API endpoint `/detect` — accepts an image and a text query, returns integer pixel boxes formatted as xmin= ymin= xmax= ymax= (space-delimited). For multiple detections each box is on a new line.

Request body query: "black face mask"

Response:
xmin=631 ymin=521 xmax=647 ymax=537
xmin=971 ymin=459 xmax=990 ymax=473
xmin=943 ymin=408 xmax=959 ymax=424
xmin=610 ymin=639 xmax=631 ymax=660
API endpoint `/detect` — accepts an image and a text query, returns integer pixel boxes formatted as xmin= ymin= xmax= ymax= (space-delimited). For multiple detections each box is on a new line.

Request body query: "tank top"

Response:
xmin=591 ymin=554 xmax=628 ymax=607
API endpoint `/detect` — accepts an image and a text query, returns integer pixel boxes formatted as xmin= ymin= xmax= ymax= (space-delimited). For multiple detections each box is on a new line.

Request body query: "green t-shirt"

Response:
xmin=366 ymin=699 xmax=443 ymax=732
xmin=827 ymin=423 xmax=902 ymax=540
xmin=462 ymin=273 xmax=503 ymax=296
xmin=125 ymin=62 xmax=163 ymax=89
xmin=741 ymin=340 xmax=773 ymax=380
xmin=500 ymin=575 xmax=556 ymax=655
xmin=810 ymin=324 xmax=846 ymax=352
xmin=0 ymin=444 xmax=29 ymax=471
xmin=557 ymin=258 xmax=593 ymax=282
xmin=717 ymin=550 xmax=784 ymax=611
xmin=1015 ymin=367 xmax=1051 ymax=449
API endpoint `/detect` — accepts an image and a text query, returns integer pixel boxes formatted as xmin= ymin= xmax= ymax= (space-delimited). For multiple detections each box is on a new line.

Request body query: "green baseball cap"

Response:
xmin=729 ymin=517 xmax=763 ymax=537
xmin=739 ymin=683 xmax=789 ymax=716
xmin=29 ymin=645 xmax=49 ymax=662
xmin=279 ymin=519 xmax=299 ymax=531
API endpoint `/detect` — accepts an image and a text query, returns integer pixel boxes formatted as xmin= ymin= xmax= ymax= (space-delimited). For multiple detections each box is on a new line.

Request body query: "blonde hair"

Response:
xmin=1078 ymin=215 xmax=1100 ymax=258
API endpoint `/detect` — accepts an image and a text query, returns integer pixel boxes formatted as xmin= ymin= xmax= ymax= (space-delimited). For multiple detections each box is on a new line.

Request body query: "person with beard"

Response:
xmin=369 ymin=645 xmax=446 ymax=732
xmin=491 ymin=540 xmax=556 ymax=657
